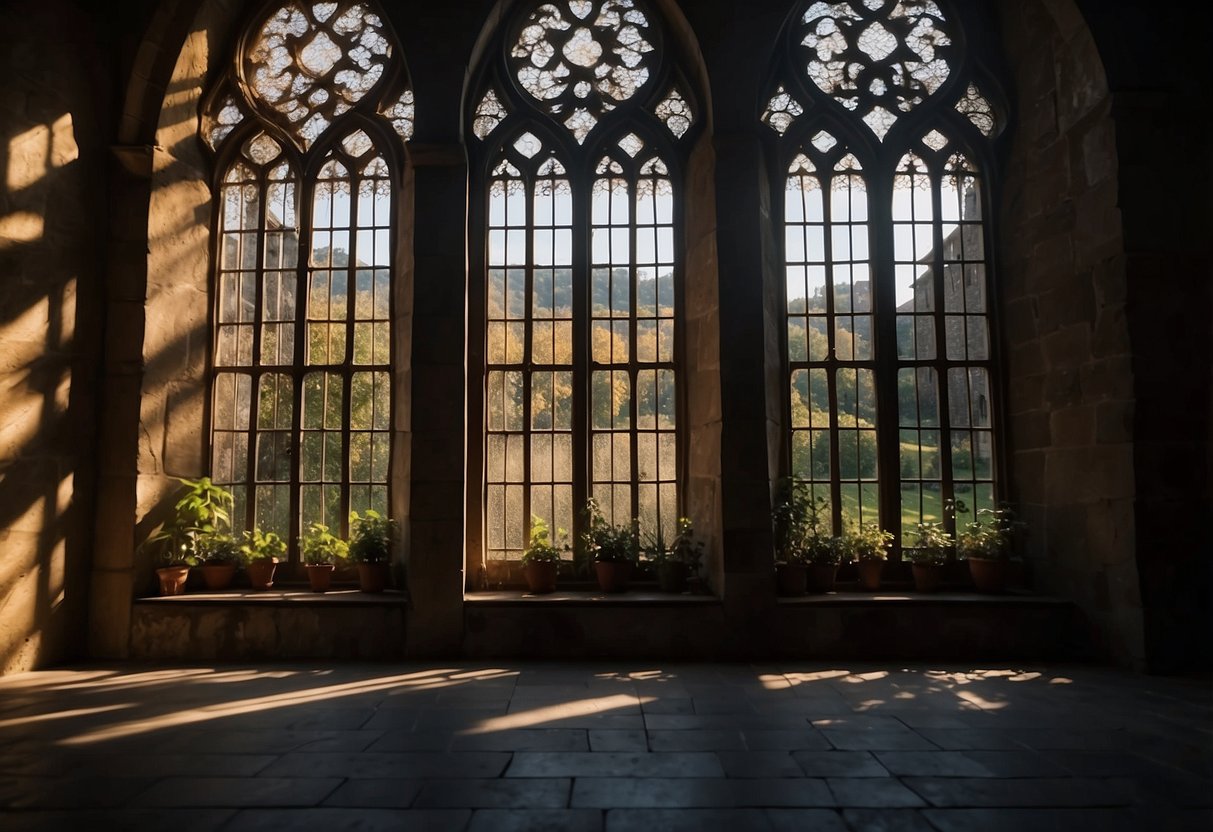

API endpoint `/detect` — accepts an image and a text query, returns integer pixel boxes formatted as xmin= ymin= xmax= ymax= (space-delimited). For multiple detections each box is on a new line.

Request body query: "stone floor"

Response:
xmin=0 ymin=662 xmax=1209 ymax=831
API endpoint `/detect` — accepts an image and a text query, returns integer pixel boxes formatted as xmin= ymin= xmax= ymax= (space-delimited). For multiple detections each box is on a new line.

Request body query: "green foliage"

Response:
xmin=906 ymin=520 xmax=952 ymax=565
xmin=348 ymin=509 xmax=395 ymax=564
xmin=240 ymin=528 xmax=286 ymax=563
xmin=957 ymin=504 xmax=1022 ymax=561
xmin=837 ymin=521 xmax=894 ymax=563
xmin=145 ymin=477 xmax=235 ymax=566
xmin=521 ymin=515 xmax=565 ymax=565
xmin=300 ymin=522 xmax=349 ymax=565
xmin=196 ymin=532 xmax=242 ymax=565
xmin=772 ymin=479 xmax=833 ymax=565
xmin=579 ymin=498 xmax=638 ymax=565
xmin=643 ymin=517 xmax=704 ymax=571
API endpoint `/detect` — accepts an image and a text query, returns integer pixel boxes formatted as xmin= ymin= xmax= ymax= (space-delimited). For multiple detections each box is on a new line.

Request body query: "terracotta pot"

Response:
xmin=246 ymin=558 xmax=278 ymax=591
xmin=306 ymin=563 xmax=335 ymax=592
xmin=156 ymin=566 xmax=190 ymax=596
xmin=523 ymin=561 xmax=558 ymax=594
xmin=657 ymin=561 xmax=690 ymax=594
xmin=912 ymin=563 xmax=942 ymax=592
xmin=775 ymin=562 xmax=808 ymax=596
xmin=357 ymin=562 xmax=390 ymax=593
xmin=967 ymin=557 xmax=1007 ymax=593
xmin=808 ymin=563 xmax=838 ymax=593
xmin=594 ymin=560 xmax=632 ymax=593
xmin=856 ymin=559 xmax=884 ymax=591
xmin=200 ymin=562 xmax=236 ymax=590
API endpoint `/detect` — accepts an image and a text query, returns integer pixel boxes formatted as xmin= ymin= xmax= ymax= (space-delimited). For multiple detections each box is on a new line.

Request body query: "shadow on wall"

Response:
xmin=0 ymin=0 xmax=105 ymax=674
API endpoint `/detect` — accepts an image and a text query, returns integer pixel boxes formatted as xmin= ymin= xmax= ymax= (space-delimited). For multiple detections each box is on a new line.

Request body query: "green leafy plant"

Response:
xmin=772 ymin=479 xmax=833 ymax=565
xmin=906 ymin=497 xmax=965 ymax=565
xmin=348 ymin=510 xmax=395 ymax=564
xmin=957 ymin=504 xmax=1022 ymax=561
xmin=643 ymin=517 xmax=705 ymax=568
xmin=521 ymin=515 xmax=565 ymax=565
xmin=907 ymin=519 xmax=953 ymax=565
xmin=196 ymin=532 xmax=242 ymax=565
xmin=144 ymin=477 xmax=235 ymax=566
xmin=580 ymin=498 xmax=638 ymax=565
xmin=838 ymin=521 xmax=894 ymax=563
xmin=300 ymin=522 xmax=349 ymax=565
xmin=240 ymin=528 xmax=286 ymax=563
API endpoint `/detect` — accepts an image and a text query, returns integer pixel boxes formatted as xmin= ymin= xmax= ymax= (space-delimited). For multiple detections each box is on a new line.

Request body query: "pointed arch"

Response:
xmin=201 ymin=0 xmax=411 ymax=562
xmin=764 ymin=0 xmax=1008 ymax=553
xmin=467 ymin=0 xmax=708 ymax=579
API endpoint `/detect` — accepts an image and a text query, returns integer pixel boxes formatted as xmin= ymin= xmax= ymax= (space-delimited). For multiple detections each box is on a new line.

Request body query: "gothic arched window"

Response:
xmin=763 ymin=0 xmax=1005 ymax=546
xmin=468 ymin=0 xmax=698 ymax=569
xmin=200 ymin=1 xmax=412 ymax=557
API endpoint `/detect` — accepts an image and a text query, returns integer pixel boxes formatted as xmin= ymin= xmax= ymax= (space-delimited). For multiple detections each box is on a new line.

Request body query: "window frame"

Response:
xmin=763 ymin=0 xmax=1011 ymax=564
xmin=465 ymin=0 xmax=699 ymax=586
xmin=200 ymin=0 xmax=411 ymax=574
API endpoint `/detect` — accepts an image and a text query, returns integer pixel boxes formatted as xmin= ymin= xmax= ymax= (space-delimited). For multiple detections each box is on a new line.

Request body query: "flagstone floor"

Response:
xmin=0 ymin=661 xmax=1209 ymax=830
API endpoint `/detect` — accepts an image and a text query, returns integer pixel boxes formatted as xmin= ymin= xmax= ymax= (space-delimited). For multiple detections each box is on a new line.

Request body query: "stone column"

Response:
xmin=404 ymin=144 xmax=467 ymax=656
xmin=714 ymin=130 xmax=782 ymax=634
xmin=89 ymin=145 xmax=154 ymax=659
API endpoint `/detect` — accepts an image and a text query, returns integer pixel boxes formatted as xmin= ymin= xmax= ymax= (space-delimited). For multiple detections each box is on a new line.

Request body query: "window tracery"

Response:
xmin=472 ymin=0 xmax=697 ymax=568
xmin=201 ymin=0 xmax=409 ymax=560
xmin=767 ymin=0 xmax=1005 ymax=547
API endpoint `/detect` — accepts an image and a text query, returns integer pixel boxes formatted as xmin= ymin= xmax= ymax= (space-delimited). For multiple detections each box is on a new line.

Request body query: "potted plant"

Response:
xmin=957 ymin=504 xmax=1021 ymax=593
xmin=840 ymin=521 xmax=894 ymax=591
xmin=805 ymin=525 xmax=843 ymax=592
xmin=643 ymin=517 xmax=704 ymax=594
xmin=241 ymin=528 xmax=286 ymax=590
xmin=197 ymin=531 xmax=242 ymax=590
xmin=521 ymin=515 xmax=563 ymax=594
xmin=300 ymin=522 xmax=348 ymax=592
xmin=906 ymin=519 xmax=953 ymax=592
xmin=772 ymin=480 xmax=828 ymax=596
xmin=349 ymin=509 xmax=395 ymax=593
xmin=143 ymin=476 xmax=234 ymax=595
xmin=581 ymin=498 xmax=638 ymax=593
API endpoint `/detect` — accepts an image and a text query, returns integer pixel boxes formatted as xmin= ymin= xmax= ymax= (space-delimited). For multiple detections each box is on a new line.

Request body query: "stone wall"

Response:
xmin=1077 ymin=2 xmax=1213 ymax=672
xmin=0 ymin=0 xmax=106 ymax=674
xmin=997 ymin=0 xmax=1144 ymax=665
xmin=4 ymin=0 xmax=1206 ymax=674
xmin=90 ymin=0 xmax=235 ymax=659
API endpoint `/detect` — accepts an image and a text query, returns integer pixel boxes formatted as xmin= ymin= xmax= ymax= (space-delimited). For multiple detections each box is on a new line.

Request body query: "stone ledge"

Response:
xmin=135 ymin=589 xmax=409 ymax=607
xmin=463 ymin=591 xmax=1087 ymax=662
xmin=131 ymin=591 xmax=408 ymax=661
xmin=777 ymin=590 xmax=1071 ymax=607
xmin=465 ymin=590 xmax=720 ymax=606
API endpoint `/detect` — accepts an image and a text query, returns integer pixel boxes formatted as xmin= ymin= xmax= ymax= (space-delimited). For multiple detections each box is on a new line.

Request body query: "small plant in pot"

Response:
xmin=349 ymin=509 xmax=396 ymax=593
xmin=143 ymin=476 xmax=234 ymax=595
xmin=805 ymin=524 xmax=843 ymax=593
xmin=956 ymin=503 xmax=1022 ymax=593
xmin=196 ymin=532 xmax=242 ymax=591
xmin=580 ymin=498 xmax=638 ymax=593
xmin=241 ymin=528 xmax=286 ymax=590
xmin=906 ymin=520 xmax=953 ymax=592
xmin=300 ymin=522 xmax=348 ymax=592
xmin=772 ymin=479 xmax=827 ymax=596
xmin=521 ymin=515 xmax=564 ymax=594
xmin=644 ymin=517 xmax=704 ymax=594
xmin=839 ymin=521 xmax=894 ymax=591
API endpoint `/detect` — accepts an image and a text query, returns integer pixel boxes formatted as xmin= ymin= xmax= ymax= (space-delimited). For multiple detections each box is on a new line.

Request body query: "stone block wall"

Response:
xmin=997 ymin=0 xmax=1144 ymax=666
xmin=3 ymin=0 xmax=1206 ymax=674
xmin=0 ymin=0 xmax=106 ymax=674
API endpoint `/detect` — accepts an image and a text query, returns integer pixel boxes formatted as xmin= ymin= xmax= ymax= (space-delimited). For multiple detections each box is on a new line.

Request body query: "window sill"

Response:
xmin=135 ymin=588 xmax=408 ymax=607
xmin=775 ymin=589 xmax=1067 ymax=606
xmin=465 ymin=590 xmax=721 ymax=606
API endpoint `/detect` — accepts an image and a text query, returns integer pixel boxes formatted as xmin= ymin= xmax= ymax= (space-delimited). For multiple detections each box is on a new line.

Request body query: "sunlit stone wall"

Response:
xmin=0 ymin=0 xmax=103 ymax=674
